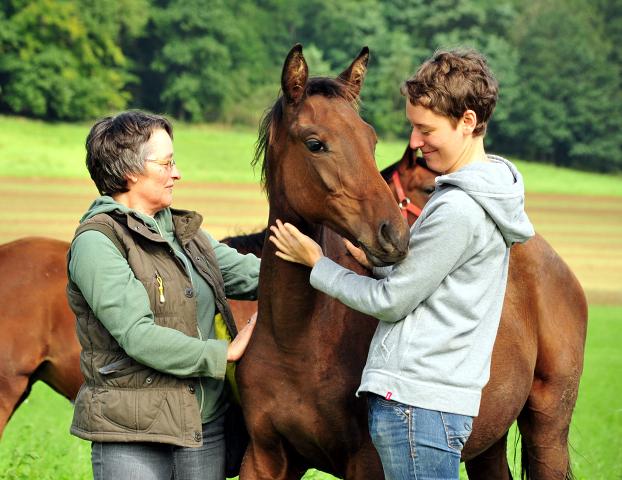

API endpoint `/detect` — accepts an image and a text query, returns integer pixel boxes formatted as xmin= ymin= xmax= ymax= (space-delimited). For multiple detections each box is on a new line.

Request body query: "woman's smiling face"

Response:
xmin=406 ymin=102 xmax=472 ymax=175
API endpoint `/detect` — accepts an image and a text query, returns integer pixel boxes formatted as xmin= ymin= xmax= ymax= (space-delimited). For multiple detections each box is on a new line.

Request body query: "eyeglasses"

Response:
xmin=145 ymin=158 xmax=176 ymax=170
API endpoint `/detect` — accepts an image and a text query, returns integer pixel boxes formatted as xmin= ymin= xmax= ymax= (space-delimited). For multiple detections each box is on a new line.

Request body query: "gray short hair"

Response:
xmin=85 ymin=111 xmax=174 ymax=196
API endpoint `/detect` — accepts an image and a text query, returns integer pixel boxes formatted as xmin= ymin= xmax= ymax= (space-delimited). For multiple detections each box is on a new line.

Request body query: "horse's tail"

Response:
xmin=519 ymin=436 xmax=576 ymax=480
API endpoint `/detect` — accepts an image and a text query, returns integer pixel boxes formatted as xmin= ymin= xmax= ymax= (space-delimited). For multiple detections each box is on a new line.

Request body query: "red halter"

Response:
xmin=392 ymin=170 xmax=422 ymax=219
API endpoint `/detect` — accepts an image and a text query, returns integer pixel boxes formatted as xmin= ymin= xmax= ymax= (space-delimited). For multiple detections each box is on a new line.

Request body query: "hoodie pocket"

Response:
xmin=379 ymin=323 xmax=398 ymax=362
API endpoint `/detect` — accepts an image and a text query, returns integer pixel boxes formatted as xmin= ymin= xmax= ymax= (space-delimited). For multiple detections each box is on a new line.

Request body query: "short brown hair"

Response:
xmin=401 ymin=48 xmax=498 ymax=136
xmin=85 ymin=111 xmax=174 ymax=195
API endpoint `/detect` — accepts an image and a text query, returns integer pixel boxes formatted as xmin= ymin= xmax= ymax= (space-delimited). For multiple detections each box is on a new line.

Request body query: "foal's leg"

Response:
xmin=517 ymin=302 xmax=585 ymax=479
xmin=464 ymin=432 xmax=514 ymax=480
xmin=239 ymin=424 xmax=307 ymax=480
xmin=516 ymin=372 xmax=580 ymax=480
xmin=0 ymin=374 xmax=31 ymax=441
xmin=343 ymin=435 xmax=385 ymax=480
xmin=0 ymin=334 xmax=46 ymax=440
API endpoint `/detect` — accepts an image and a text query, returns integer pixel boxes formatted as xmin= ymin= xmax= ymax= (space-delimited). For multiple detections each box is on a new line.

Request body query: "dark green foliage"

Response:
xmin=490 ymin=0 xmax=622 ymax=173
xmin=0 ymin=0 xmax=147 ymax=120
xmin=144 ymin=0 xmax=282 ymax=123
xmin=0 ymin=0 xmax=620 ymax=172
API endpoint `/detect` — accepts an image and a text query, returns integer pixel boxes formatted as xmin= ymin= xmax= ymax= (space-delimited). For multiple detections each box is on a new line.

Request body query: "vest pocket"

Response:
xmin=100 ymin=389 xmax=169 ymax=432
xmin=98 ymin=357 xmax=154 ymax=380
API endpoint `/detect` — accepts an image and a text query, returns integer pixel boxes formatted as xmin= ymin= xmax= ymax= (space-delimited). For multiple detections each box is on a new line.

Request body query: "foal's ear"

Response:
xmin=337 ymin=46 xmax=369 ymax=98
xmin=281 ymin=44 xmax=309 ymax=106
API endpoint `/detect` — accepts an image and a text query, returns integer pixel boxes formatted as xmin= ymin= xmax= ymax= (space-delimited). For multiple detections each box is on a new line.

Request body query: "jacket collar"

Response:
xmin=170 ymin=208 xmax=203 ymax=247
xmin=107 ymin=208 xmax=203 ymax=247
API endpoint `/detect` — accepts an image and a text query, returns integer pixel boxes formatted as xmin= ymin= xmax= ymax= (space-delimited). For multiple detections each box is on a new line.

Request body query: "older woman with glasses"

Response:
xmin=66 ymin=110 xmax=260 ymax=480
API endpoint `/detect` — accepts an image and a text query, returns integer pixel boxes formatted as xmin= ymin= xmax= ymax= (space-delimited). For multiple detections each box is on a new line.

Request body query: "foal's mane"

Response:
xmin=252 ymin=77 xmax=361 ymax=199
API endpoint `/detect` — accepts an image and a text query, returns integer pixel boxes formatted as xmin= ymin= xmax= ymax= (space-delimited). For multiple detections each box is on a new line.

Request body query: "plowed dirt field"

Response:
xmin=0 ymin=178 xmax=618 ymax=305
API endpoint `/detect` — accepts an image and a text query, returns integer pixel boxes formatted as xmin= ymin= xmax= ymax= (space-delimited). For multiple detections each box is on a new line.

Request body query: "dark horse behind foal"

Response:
xmin=236 ymin=45 xmax=588 ymax=480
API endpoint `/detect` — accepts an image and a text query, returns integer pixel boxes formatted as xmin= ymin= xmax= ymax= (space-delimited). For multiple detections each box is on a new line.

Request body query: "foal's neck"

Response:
xmin=259 ymin=209 xmax=328 ymax=333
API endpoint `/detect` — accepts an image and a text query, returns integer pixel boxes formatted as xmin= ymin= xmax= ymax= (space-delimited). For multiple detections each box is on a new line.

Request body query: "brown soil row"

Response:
xmin=0 ymin=178 xmax=618 ymax=305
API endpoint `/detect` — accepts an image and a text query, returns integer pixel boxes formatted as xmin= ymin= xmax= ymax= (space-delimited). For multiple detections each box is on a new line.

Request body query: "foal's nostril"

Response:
xmin=378 ymin=221 xmax=395 ymax=251
xmin=379 ymin=222 xmax=391 ymax=244
xmin=377 ymin=220 xmax=409 ymax=257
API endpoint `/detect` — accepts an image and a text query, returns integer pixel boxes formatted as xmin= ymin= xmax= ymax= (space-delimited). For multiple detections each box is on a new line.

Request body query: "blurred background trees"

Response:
xmin=0 ymin=0 xmax=620 ymax=172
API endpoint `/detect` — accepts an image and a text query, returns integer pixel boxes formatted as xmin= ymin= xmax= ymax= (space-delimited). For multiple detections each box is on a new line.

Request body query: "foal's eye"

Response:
xmin=424 ymin=187 xmax=436 ymax=196
xmin=305 ymin=139 xmax=326 ymax=153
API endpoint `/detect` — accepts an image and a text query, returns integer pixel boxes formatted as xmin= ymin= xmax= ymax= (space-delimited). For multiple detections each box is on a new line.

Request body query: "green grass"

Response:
xmin=568 ymin=305 xmax=622 ymax=478
xmin=0 ymin=386 xmax=91 ymax=480
xmin=1 ymin=115 xmax=620 ymax=195
xmin=1 ymin=306 xmax=619 ymax=479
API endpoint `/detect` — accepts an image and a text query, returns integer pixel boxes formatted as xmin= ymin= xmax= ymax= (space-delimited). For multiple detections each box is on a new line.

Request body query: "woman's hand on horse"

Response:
xmin=269 ymin=219 xmax=324 ymax=268
xmin=342 ymin=238 xmax=373 ymax=270
xmin=227 ymin=312 xmax=257 ymax=362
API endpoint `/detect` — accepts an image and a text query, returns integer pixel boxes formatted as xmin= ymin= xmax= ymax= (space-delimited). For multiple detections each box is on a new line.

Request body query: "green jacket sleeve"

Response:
xmin=203 ymin=229 xmax=261 ymax=301
xmin=69 ymin=230 xmax=228 ymax=380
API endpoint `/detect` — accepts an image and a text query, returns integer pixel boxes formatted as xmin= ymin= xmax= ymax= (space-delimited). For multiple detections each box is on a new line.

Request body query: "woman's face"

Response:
xmin=406 ymin=102 xmax=472 ymax=175
xmin=129 ymin=129 xmax=181 ymax=216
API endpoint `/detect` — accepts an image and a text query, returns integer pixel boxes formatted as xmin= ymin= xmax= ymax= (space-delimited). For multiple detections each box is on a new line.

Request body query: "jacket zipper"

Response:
xmin=154 ymin=269 xmax=165 ymax=303
xmin=152 ymin=218 xmax=204 ymax=413
xmin=151 ymin=218 xmax=204 ymax=414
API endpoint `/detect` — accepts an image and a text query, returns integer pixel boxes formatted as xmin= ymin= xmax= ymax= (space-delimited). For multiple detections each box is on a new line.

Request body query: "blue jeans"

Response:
xmin=368 ymin=393 xmax=473 ymax=480
xmin=91 ymin=415 xmax=225 ymax=480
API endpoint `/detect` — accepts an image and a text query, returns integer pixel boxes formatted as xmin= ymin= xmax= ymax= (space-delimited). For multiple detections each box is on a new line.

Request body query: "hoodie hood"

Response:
xmin=435 ymin=155 xmax=535 ymax=247
xmin=79 ymin=195 xmax=173 ymax=235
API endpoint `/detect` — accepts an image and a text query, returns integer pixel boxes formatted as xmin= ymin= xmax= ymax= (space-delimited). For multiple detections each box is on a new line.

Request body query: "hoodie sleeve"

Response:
xmin=310 ymin=190 xmax=489 ymax=323
xmin=69 ymin=230 xmax=228 ymax=380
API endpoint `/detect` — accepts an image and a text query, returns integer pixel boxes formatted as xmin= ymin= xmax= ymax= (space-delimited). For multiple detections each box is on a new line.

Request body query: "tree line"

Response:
xmin=1 ymin=0 xmax=621 ymax=173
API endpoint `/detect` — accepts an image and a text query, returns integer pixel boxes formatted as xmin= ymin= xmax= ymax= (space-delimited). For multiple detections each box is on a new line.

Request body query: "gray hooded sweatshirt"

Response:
xmin=310 ymin=155 xmax=534 ymax=416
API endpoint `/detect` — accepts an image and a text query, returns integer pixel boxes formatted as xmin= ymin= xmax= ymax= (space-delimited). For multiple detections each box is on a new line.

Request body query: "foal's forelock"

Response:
xmin=252 ymin=77 xmax=361 ymax=199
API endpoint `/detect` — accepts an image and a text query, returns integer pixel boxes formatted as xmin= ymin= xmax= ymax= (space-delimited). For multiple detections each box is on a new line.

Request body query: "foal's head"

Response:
xmin=254 ymin=44 xmax=409 ymax=266
xmin=381 ymin=146 xmax=439 ymax=227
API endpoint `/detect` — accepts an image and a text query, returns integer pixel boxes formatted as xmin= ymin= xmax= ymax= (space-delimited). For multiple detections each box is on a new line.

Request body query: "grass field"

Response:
xmin=1 ymin=306 xmax=619 ymax=479
xmin=2 ymin=115 xmax=622 ymax=196
xmin=0 ymin=115 xmax=621 ymax=479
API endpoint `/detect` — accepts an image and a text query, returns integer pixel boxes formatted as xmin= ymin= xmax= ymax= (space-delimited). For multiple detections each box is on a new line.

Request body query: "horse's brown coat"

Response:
xmin=0 ymin=237 xmax=82 ymax=441
xmin=236 ymin=44 xmax=411 ymax=480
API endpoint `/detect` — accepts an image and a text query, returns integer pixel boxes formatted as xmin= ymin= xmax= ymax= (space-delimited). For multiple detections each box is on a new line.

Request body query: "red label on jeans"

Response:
xmin=385 ymin=392 xmax=392 ymax=400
